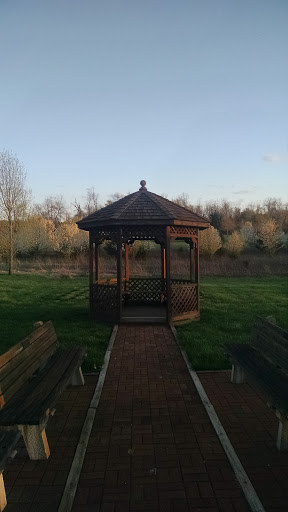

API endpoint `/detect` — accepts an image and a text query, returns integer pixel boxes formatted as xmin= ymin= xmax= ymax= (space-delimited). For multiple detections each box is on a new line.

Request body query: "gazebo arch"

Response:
xmin=77 ymin=181 xmax=210 ymax=324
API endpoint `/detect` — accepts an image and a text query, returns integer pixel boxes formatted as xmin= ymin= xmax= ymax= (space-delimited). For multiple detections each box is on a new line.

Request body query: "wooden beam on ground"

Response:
xmin=170 ymin=325 xmax=266 ymax=512
xmin=58 ymin=325 xmax=118 ymax=512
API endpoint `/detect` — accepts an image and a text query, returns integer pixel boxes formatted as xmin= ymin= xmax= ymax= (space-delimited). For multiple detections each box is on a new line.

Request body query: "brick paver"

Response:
xmin=5 ymin=326 xmax=288 ymax=511
xmin=4 ymin=376 xmax=96 ymax=512
xmin=73 ymin=325 xmax=249 ymax=512
xmin=199 ymin=371 xmax=288 ymax=512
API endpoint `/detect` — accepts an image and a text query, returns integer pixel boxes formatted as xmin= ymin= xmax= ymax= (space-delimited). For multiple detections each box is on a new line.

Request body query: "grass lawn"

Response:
xmin=0 ymin=274 xmax=112 ymax=373
xmin=0 ymin=274 xmax=287 ymax=372
xmin=177 ymin=276 xmax=288 ymax=370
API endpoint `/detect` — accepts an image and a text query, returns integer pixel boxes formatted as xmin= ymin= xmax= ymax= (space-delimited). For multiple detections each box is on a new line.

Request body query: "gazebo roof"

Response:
xmin=77 ymin=181 xmax=210 ymax=229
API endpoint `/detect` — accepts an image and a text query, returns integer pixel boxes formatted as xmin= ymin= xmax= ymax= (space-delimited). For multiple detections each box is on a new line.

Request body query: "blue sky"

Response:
xmin=0 ymin=0 xmax=287 ymax=208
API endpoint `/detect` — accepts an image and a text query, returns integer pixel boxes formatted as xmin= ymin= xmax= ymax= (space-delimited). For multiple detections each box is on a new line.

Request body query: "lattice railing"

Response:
xmin=122 ymin=226 xmax=166 ymax=244
xmin=124 ymin=278 xmax=165 ymax=304
xmin=170 ymin=226 xmax=197 ymax=237
xmin=171 ymin=281 xmax=198 ymax=314
xmin=92 ymin=283 xmax=118 ymax=314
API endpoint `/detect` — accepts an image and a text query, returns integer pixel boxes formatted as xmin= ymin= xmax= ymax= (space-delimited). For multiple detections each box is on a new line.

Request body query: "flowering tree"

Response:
xmin=199 ymin=226 xmax=222 ymax=257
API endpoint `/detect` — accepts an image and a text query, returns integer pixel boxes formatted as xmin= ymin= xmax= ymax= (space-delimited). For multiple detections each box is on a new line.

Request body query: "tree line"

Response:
xmin=1 ymin=150 xmax=287 ymax=274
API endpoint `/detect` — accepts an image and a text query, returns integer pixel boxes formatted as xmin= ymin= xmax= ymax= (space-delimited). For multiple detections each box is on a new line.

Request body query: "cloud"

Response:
xmin=263 ymin=153 xmax=282 ymax=163
xmin=232 ymin=189 xmax=255 ymax=195
xmin=232 ymin=186 xmax=258 ymax=195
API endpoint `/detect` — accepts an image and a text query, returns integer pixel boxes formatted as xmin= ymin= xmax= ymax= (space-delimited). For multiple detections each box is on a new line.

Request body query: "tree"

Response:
xmin=224 ymin=231 xmax=245 ymax=257
xmin=0 ymin=150 xmax=31 ymax=274
xmin=257 ymin=219 xmax=285 ymax=254
xmin=199 ymin=226 xmax=222 ymax=257
xmin=240 ymin=222 xmax=257 ymax=250
xmin=15 ymin=216 xmax=55 ymax=255
xmin=85 ymin=187 xmax=100 ymax=215
xmin=34 ymin=195 xmax=67 ymax=225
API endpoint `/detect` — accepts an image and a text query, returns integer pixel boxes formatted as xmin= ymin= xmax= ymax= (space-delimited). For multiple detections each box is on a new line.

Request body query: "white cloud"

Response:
xmin=263 ymin=153 xmax=282 ymax=163
xmin=232 ymin=189 xmax=255 ymax=195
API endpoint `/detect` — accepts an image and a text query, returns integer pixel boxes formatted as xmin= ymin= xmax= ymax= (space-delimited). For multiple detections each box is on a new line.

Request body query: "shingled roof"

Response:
xmin=77 ymin=181 xmax=210 ymax=229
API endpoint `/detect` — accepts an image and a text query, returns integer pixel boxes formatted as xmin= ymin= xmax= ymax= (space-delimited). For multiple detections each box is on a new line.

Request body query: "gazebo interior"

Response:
xmin=77 ymin=181 xmax=210 ymax=324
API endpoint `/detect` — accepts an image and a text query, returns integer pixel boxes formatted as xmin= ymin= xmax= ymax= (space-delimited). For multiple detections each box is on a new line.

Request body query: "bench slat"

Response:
xmin=0 ymin=321 xmax=54 ymax=371
xmin=0 ymin=326 xmax=57 ymax=383
xmin=0 ymin=332 xmax=57 ymax=398
xmin=0 ymin=338 xmax=58 ymax=409
xmin=251 ymin=320 xmax=288 ymax=371
xmin=0 ymin=347 xmax=86 ymax=427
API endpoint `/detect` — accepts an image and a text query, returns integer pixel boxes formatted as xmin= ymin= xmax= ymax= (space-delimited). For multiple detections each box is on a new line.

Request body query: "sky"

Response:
xmin=0 ymin=0 xmax=287 ymax=210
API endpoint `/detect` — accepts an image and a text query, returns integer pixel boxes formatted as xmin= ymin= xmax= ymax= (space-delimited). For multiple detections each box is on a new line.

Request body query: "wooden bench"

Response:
xmin=226 ymin=316 xmax=288 ymax=451
xmin=0 ymin=321 xmax=86 ymax=509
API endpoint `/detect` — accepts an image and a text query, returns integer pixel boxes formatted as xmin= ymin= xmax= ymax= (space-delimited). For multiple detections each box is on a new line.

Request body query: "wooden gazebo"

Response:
xmin=77 ymin=181 xmax=210 ymax=323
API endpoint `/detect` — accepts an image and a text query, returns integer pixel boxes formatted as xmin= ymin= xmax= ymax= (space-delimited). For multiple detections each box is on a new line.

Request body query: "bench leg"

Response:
xmin=20 ymin=426 xmax=50 ymax=460
xmin=70 ymin=366 xmax=85 ymax=386
xmin=277 ymin=419 xmax=288 ymax=451
xmin=0 ymin=473 xmax=6 ymax=512
xmin=231 ymin=364 xmax=245 ymax=384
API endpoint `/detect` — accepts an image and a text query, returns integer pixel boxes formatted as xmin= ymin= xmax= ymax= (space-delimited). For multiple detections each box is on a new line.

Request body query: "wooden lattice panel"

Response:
xmin=122 ymin=226 xmax=166 ymax=244
xmin=92 ymin=283 xmax=118 ymax=314
xmin=170 ymin=226 xmax=197 ymax=237
xmin=91 ymin=228 xmax=119 ymax=243
xmin=171 ymin=282 xmax=198 ymax=314
xmin=127 ymin=278 xmax=165 ymax=304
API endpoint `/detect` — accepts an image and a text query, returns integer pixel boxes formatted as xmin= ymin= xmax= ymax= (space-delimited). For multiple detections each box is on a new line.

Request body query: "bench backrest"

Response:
xmin=0 ymin=321 xmax=58 ymax=409
xmin=251 ymin=317 xmax=288 ymax=372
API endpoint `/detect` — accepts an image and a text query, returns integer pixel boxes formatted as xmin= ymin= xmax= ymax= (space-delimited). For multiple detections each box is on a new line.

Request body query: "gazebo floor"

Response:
xmin=121 ymin=304 xmax=167 ymax=323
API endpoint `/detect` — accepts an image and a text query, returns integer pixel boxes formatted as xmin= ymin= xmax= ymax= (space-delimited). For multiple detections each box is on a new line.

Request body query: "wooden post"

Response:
xmin=161 ymin=244 xmax=166 ymax=294
xmin=165 ymin=227 xmax=172 ymax=322
xmin=125 ymin=243 xmax=129 ymax=291
xmin=89 ymin=233 xmax=94 ymax=314
xmin=195 ymin=230 xmax=199 ymax=311
xmin=190 ymin=241 xmax=196 ymax=282
xmin=70 ymin=367 xmax=85 ymax=386
xmin=21 ymin=425 xmax=50 ymax=460
xmin=0 ymin=473 xmax=7 ymax=512
xmin=231 ymin=364 xmax=245 ymax=384
xmin=276 ymin=412 xmax=288 ymax=451
xmin=95 ymin=242 xmax=100 ymax=282
xmin=117 ymin=230 xmax=123 ymax=322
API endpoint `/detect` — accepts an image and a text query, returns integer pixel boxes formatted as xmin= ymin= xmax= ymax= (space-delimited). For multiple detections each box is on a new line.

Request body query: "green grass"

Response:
xmin=0 ymin=274 xmax=287 ymax=373
xmin=0 ymin=274 xmax=112 ymax=373
xmin=177 ymin=276 xmax=288 ymax=370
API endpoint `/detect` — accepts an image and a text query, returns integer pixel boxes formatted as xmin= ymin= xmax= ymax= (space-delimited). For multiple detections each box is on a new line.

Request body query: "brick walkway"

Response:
xmin=73 ymin=325 xmax=249 ymax=512
xmin=5 ymin=325 xmax=288 ymax=511
xmin=199 ymin=371 xmax=288 ymax=512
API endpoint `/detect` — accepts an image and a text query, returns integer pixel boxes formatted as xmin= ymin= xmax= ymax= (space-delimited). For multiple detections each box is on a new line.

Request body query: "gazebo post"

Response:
xmin=190 ymin=241 xmax=195 ymax=282
xmin=89 ymin=234 xmax=94 ymax=314
xmin=117 ymin=229 xmax=123 ymax=322
xmin=95 ymin=242 xmax=100 ymax=282
xmin=195 ymin=231 xmax=199 ymax=310
xmin=161 ymin=244 xmax=166 ymax=292
xmin=125 ymin=243 xmax=129 ymax=291
xmin=165 ymin=227 xmax=172 ymax=322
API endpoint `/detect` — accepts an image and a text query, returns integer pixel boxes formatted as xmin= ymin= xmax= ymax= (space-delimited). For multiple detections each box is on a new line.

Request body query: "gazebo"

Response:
xmin=77 ymin=181 xmax=210 ymax=324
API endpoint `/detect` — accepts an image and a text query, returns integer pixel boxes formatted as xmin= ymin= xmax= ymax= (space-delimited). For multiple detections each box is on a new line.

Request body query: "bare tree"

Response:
xmin=0 ymin=150 xmax=31 ymax=274
xmin=34 ymin=195 xmax=67 ymax=225
xmin=105 ymin=192 xmax=125 ymax=206
xmin=85 ymin=187 xmax=100 ymax=215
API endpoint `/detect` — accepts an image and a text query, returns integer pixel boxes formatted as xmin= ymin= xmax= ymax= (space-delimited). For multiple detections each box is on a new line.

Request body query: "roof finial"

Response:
xmin=139 ymin=180 xmax=147 ymax=191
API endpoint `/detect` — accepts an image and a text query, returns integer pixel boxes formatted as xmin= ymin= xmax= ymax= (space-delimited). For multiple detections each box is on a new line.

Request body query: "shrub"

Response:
xmin=224 ymin=231 xmax=245 ymax=257
xmin=199 ymin=226 xmax=222 ymax=257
